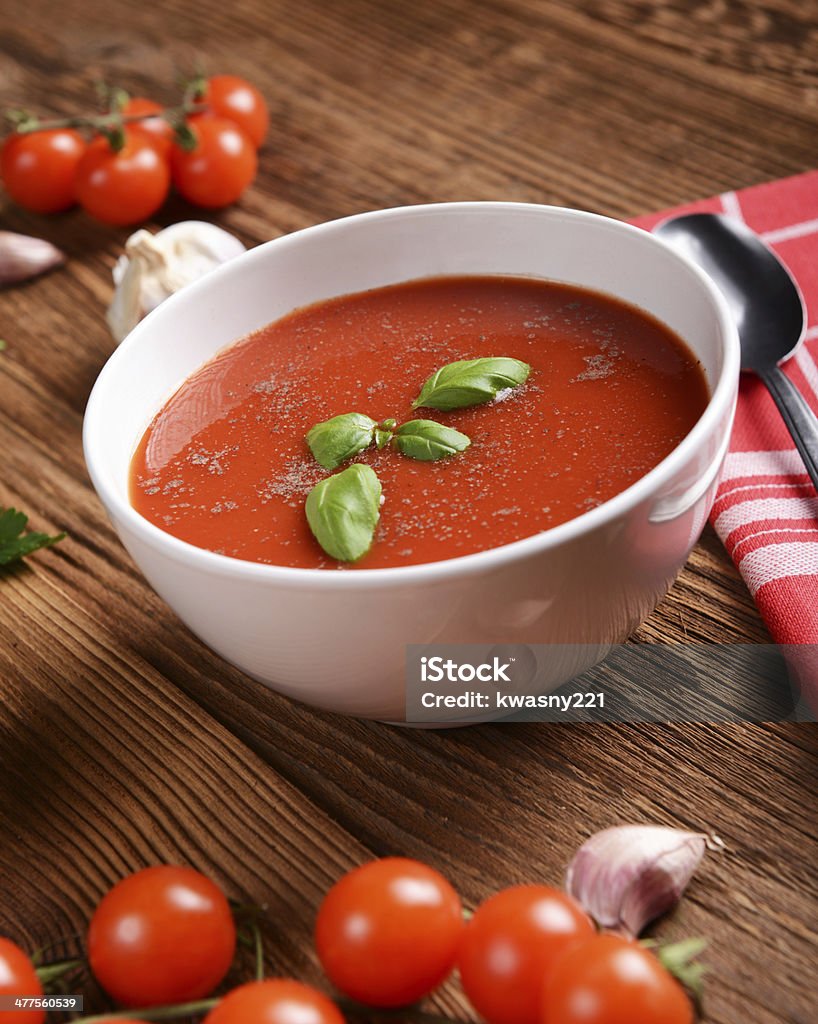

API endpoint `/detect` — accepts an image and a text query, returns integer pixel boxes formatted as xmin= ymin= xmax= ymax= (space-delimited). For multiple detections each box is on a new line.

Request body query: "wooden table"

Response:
xmin=1 ymin=1 xmax=816 ymax=1021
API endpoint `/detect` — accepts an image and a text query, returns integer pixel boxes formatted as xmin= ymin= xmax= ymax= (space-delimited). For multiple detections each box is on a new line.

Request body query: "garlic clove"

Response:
xmin=149 ymin=219 xmax=246 ymax=265
xmin=0 ymin=231 xmax=65 ymax=287
xmin=106 ymin=240 xmax=150 ymax=345
xmin=107 ymin=221 xmax=245 ymax=343
xmin=565 ymin=824 xmax=716 ymax=938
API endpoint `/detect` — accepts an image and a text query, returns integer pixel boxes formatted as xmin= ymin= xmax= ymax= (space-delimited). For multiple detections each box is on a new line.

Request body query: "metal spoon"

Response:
xmin=654 ymin=212 xmax=818 ymax=491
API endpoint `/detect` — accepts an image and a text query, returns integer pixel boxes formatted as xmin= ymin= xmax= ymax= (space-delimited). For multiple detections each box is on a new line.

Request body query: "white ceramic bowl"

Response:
xmin=84 ymin=203 xmax=739 ymax=721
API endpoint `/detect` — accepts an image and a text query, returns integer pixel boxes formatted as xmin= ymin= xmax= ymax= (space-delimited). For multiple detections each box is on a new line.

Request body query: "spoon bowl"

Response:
xmin=655 ymin=212 xmax=818 ymax=491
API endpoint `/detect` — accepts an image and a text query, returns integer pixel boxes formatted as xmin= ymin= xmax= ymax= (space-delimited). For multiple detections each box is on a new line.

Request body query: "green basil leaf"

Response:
xmin=413 ymin=357 xmax=531 ymax=410
xmin=305 ymin=464 xmax=382 ymax=562
xmin=393 ymin=419 xmax=471 ymax=461
xmin=306 ymin=412 xmax=377 ymax=469
xmin=374 ymin=418 xmax=397 ymax=450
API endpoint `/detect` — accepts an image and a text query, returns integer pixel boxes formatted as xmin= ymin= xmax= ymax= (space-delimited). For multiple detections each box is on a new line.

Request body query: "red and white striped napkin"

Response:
xmin=634 ymin=171 xmax=818 ymax=644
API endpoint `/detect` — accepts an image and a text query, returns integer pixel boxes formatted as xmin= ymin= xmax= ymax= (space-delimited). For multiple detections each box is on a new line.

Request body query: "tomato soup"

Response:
xmin=130 ymin=276 xmax=709 ymax=569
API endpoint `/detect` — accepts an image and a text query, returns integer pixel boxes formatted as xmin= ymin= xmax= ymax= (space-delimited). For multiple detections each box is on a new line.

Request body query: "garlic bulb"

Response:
xmin=107 ymin=221 xmax=246 ymax=342
xmin=0 ymin=231 xmax=65 ymax=286
xmin=566 ymin=824 xmax=719 ymax=937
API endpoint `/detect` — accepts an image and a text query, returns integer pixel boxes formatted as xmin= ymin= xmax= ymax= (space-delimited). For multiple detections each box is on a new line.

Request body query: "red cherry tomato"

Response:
xmin=0 ymin=129 xmax=85 ymax=213
xmin=315 ymin=857 xmax=464 ymax=1008
xmin=202 ymin=75 xmax=269 ymax=148
xmin=542 ymin=934 xmax=694 ymax=1024
xmin=171 ymin=116 xmax=256 ymax=209
xmin=203 ymin=980 xmax=345 ymax=1024
xmin=122 ymin=97 xmax=174 ymax=157
xmin=87 ymin=865 xmax=236 ymax=1008
xmin=74 ymin=131 xmax=170 ymax=226
xmin=0 ymin=938 xmax=44 ymax=1024
xmin=458 ymin=885 xmax=595 ymax=1024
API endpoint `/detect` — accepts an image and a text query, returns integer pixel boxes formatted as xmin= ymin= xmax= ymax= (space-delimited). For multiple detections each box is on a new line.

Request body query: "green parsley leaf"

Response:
xmin=0 ymin=507 xmax=65 ymax=566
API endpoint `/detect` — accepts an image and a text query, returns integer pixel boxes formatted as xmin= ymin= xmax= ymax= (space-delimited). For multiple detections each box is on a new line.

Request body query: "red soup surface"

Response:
xmin=130 ymin=275 xmax=709 ymax=570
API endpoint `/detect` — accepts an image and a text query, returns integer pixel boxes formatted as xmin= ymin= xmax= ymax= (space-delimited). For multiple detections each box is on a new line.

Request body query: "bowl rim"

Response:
xmin=83 ymin=200 xmax=741 ymax=589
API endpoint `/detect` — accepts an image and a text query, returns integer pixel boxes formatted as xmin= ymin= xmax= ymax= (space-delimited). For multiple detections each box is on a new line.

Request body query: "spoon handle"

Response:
xmin=759 ymin=366 xmax=818 ymax=492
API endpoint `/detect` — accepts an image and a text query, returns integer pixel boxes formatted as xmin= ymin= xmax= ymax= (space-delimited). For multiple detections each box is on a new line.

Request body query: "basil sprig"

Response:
xmin=305 ymin=413 xmax=471 ymax=467
xmin=305 ymin=464 xmax=382 ymax=562
xmin=413 ymin=357 xmax=531 ymax=410
xmin=302 ymin=354 xmax=532 ymax=561
xmin=306 ymin=412 xmax=378 ymax=470
xmin=393 ymin=419 xmax=471 ymax=461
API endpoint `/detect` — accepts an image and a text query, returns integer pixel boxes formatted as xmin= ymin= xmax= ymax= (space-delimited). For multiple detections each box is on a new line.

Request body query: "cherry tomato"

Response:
xmin=315 ymin=857 xmax=464 ymax=1008
xmin=122 ymin=97 xmax=174 ymax=157
xmin=458 ymin=885 xmax=594 ymax=1024
xmin=542 ymin=934 xmax=694 ymax=1024
xmin=87 ymin=865 xmax=236 ymax=1008
xmin=0 ymin=938 xmax=44 ymax=1024
xmin=74 ymin=131 xmax=170 ymax=226
xmin=203 ymin=980 xmax=344 ymax=1024
xmin=171 ymin=116 xmax=256 ymax=209
xmin=0 ymin=129 xmax=85 ymax=213
xmin=202 ymin=75 xmax=269 ymax=148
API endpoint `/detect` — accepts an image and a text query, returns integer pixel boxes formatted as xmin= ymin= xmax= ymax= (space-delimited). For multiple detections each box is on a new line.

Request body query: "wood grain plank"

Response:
xmin=0 ymin=561 xmax=474 ymax=1021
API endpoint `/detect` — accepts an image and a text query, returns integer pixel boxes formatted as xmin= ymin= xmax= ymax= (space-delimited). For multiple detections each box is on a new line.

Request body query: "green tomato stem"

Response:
xmin=34 ymin=958 xmax=84 ymax=984
xmin=251 ymin=919 xmax=265 ymax=982
xmin=76 ymin=998 xmax=219 ymax=1022
xmin=337 ymin=1003 xmax=456 ymax=1024
xmin=6 ymin=102 xmax=207 ymax=137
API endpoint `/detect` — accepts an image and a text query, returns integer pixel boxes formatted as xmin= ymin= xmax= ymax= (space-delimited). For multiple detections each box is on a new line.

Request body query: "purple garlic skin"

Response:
xmin=0 ymin=231 xmax=65 ymax=287
xmin=565 ymin=824 xmax=709 ymax=938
